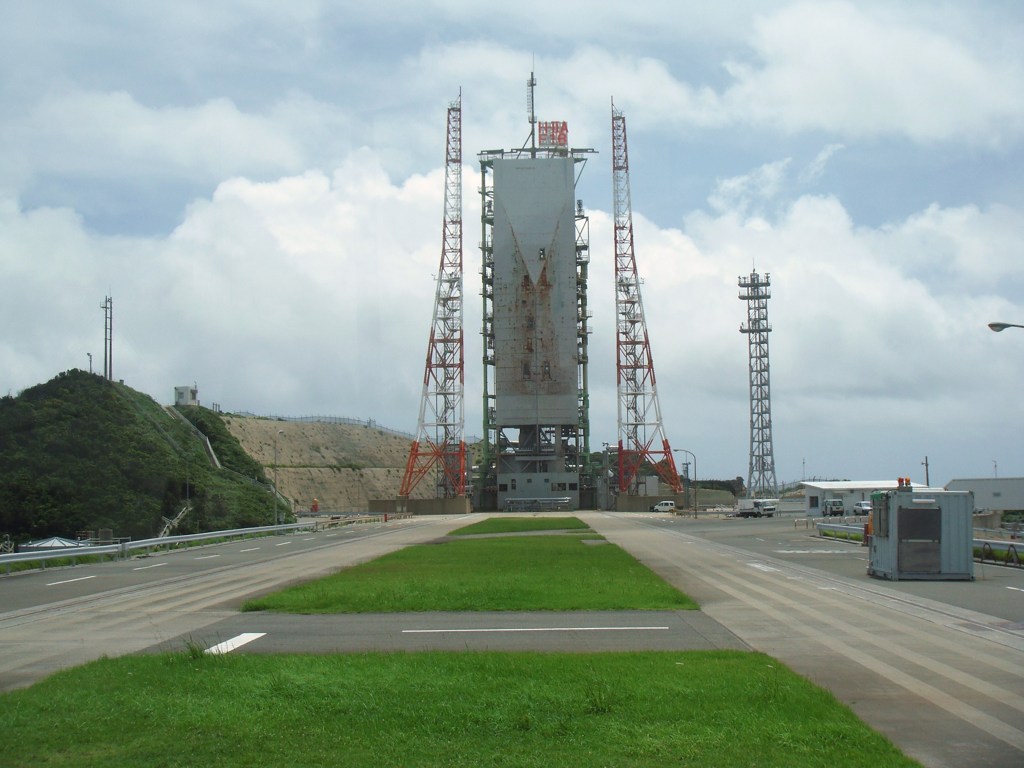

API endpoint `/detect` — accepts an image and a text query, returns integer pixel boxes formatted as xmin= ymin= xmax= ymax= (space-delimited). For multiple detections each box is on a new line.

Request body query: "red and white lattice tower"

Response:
xmin=399 ymin=94 xmax=466 ymax=499
xmin=611 ymin=102 xmax=682 ymax=496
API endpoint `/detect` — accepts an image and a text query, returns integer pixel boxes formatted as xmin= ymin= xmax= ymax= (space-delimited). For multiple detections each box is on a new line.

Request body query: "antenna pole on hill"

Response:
xmin=101 ymin=296 xmax=113 ymax=381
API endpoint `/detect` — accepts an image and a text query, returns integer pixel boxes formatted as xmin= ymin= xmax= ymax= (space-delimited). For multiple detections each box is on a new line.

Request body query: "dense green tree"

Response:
xmin=0 ymin=370 xmax=287 ymax=542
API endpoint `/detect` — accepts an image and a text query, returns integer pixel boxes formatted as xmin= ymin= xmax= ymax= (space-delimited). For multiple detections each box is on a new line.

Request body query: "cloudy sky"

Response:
xmin=3 ymin=1 xmax=1023 ymax=487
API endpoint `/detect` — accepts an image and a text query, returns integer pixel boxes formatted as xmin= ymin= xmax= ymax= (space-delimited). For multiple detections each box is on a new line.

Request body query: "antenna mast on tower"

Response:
xmin=400 ymin=93 xmax=466 ymax=501
xmin=739 ymin=270 xmax=778 ymax=498
xmin=611 ymin=102 xmax=682 ymax=497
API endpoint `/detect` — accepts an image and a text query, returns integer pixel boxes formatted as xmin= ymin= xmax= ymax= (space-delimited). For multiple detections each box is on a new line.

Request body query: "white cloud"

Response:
xmin=720 ymin=1 xmax=1024 ymax=144
xmin=799 ymin=143 xmax=845 ymax=184
xmin=1 ymin=1 xmax=1023 ymax=485
xmin=708 ymin=159 xmax=792 ymax=215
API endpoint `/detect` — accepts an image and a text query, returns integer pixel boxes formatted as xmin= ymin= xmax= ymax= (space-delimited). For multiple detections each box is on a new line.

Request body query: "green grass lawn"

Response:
xmin=243 ymin=535 xmax=697 ymax=612
xmin=0 ymin=650 xmax=920 ymax=768
xmin=450 ymin=516 xmax=591 ymax=535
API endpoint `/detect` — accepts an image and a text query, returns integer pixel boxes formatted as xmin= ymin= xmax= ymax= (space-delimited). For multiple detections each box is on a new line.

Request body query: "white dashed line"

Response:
xmin=403 ymin=625 xmax=670 ymax=635
xmin=133 ymin=562 xmax=167 ymax=571
xmin=275 ymin=541 xmax=292 ymax=547
xmin=46 ymin=575 xmax=97 ymax=587
xmin=194 ymin=554 xmax=221 ymax=560
xmin=239 ymin=547 xmax=260 ymax=553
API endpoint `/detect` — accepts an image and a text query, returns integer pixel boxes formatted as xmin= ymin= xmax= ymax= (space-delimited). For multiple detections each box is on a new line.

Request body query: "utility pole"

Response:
xmin=922 ymin=456 xmax=930 ymax=487
xmin=101 ymin=296 xmax=113 ymax=381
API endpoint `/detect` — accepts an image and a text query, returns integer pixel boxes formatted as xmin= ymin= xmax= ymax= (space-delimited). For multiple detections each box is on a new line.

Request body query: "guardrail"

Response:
xmin=1 ymin=522 xmax=318 ymax=574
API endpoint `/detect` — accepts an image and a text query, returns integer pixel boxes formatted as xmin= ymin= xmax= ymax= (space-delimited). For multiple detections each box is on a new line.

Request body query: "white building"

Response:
xmin=945 ymin=478 xmax=1024 ymax=512
xmin=173 ymin=385 xmax=198 ymax=407
xmin=800 ymin=480 xmax=928 ymax=516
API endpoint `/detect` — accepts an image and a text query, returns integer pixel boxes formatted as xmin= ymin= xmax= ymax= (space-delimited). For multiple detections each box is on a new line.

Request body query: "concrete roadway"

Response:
xmin=2 ymin=511 xmax=1023 ymax=768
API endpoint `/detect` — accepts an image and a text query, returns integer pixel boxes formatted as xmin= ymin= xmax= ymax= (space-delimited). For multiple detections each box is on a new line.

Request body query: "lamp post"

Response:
xmin=988 ymin=322 xmax=1024 ymax=333
xmin=673 ymin=449 xmax=697 ymax=514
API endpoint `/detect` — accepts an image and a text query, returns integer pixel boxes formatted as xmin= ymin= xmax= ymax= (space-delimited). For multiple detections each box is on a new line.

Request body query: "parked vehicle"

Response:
xmin=737 ymin=499 xmax=776 ymax=518
xmin=650 ymin=500 xmax=677 ymax=513
xmin=823 ymin=499 xmax=846 ymax=516
xmin=852 ymin=501 xmax=872 ymax=514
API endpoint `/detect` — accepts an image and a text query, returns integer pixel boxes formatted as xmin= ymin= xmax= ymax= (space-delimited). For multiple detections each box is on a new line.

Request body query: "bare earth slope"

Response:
xmin=223 ymin=416 xmax=431 ymax=512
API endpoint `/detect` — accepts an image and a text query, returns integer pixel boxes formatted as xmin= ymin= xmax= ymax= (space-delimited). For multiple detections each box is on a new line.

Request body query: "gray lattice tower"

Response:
xmin=738 ymin=272 xmax=777 ymax=497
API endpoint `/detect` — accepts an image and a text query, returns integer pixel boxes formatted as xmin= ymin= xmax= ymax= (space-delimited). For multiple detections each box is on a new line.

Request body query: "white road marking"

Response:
xmin=204 ymin=633 xmax=266 ymax=655
xmin=302 ymin=537 xmax=315 ymax=541
xmin=775 ymin=549 xmax=863 ymax=554
xmin=239 ymin=547 xmax=260 ymax=553
xmin=46 ymin=575 xmax=96 ymax=587
xmin=1008 ymin=587 xmax=1024 ymax=593
xmin=747 ymin=562 xmax=781 ymax=573
xmin=194 ymin=554 xmax=220 ymax=560
xmin=275 ymin=541 xmax=292 ymax=547
xmin=133 ymin=562 xmax=167 ymax=571
xmin=403 ymin=626 xmax=670 ymax=635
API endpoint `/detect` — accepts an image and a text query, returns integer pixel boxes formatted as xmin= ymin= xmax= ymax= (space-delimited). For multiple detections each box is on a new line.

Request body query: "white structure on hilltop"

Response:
xmin=174 ymin=385 xmax=198 ymax=407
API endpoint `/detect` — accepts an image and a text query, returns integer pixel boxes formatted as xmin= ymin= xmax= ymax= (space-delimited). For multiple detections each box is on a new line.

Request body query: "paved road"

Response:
xmin=0 ymin=516 xmax=470 ymax=691
xmin=586 ymin=512 xmax=1024 ymax=768
xmin=3 ymin=511 xmax=1023 ymax=768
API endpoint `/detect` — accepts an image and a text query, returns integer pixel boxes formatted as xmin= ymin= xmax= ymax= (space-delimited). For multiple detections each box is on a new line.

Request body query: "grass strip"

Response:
xmin=0 ymin=650 xmax=920 ymax=768
xmin=243 ymin=535 xmax=696 ymax=613
xmin=450 ymin=516 xmax=590 ymax=536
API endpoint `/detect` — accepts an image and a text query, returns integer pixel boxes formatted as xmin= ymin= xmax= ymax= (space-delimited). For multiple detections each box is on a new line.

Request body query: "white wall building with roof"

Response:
xmin=945 ymin=478 xmax=1024 ymax=513
xmin=800 ymin=480 xmax=928 ymax=516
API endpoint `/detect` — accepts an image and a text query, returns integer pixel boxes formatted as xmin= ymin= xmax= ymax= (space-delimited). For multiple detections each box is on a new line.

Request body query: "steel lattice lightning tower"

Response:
xmin=738 ymin=271 xmax=778 ymax=497
xmin=400 ymin=94 xmax=466 ymax=500
xmin=611 ymin=102 xmax=682 ymax=497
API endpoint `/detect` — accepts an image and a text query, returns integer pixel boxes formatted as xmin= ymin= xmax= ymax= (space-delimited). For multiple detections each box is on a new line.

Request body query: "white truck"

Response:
xmin=737 ymin=498 xmax=777 ymax=518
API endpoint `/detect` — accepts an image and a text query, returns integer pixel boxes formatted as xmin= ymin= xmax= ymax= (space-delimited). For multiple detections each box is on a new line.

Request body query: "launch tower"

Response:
xmin=477 ymin=75 xmax=596 ymax=511
xmin=611 ymin=103 xmax=682 ymax=498
xmin=399 ymin=95 xmax=467 ymax=504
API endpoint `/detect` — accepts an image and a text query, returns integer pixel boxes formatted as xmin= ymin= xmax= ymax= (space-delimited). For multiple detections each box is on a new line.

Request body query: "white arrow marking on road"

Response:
xmin=205 ymin=633 xmax=266 ymax=655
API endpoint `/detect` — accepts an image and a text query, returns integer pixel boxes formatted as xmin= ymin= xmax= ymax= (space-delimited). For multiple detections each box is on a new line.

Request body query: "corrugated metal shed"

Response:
xmin=945 ymin=477 xmax=1024 ymax=512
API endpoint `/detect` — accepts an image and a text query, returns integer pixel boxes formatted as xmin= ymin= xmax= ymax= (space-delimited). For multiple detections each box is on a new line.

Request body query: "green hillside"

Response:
xmin=0 ymin=369 xmax=288 ymax=543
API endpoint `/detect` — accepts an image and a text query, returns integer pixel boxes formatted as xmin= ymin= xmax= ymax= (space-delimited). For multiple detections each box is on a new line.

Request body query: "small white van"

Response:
xmin=650 ymin=500 xmax=676 ymax=513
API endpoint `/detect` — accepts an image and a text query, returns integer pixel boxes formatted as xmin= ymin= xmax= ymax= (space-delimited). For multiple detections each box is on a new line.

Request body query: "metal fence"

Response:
xmin=0 ymin=522 xmax=317 ymax=573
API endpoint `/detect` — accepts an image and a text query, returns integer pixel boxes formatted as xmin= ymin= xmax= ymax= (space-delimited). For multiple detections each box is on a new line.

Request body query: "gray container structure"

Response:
xmin=867 ymin=486 xmax=974 ymax=581
xmin=477 ymin=93 xmax=596 ymax=511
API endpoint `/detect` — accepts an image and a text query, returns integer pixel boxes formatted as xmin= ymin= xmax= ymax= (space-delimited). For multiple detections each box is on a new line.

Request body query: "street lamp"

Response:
xmin=988 ymin=322 xmax=1024 ymax=332
xmin=673 ymin=449 xmax=697 ymax=514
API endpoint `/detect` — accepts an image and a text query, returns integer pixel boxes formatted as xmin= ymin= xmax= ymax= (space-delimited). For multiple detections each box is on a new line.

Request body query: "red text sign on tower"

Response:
xmin=538 ymin=121 xmax=568 ymax=147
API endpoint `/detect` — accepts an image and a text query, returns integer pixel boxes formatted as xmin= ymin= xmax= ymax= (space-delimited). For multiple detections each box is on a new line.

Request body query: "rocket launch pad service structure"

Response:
xmin=403 ymin=80 xmax=684 ymax=512
xmin=477 ymin=77 xmax=596 ymax=511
